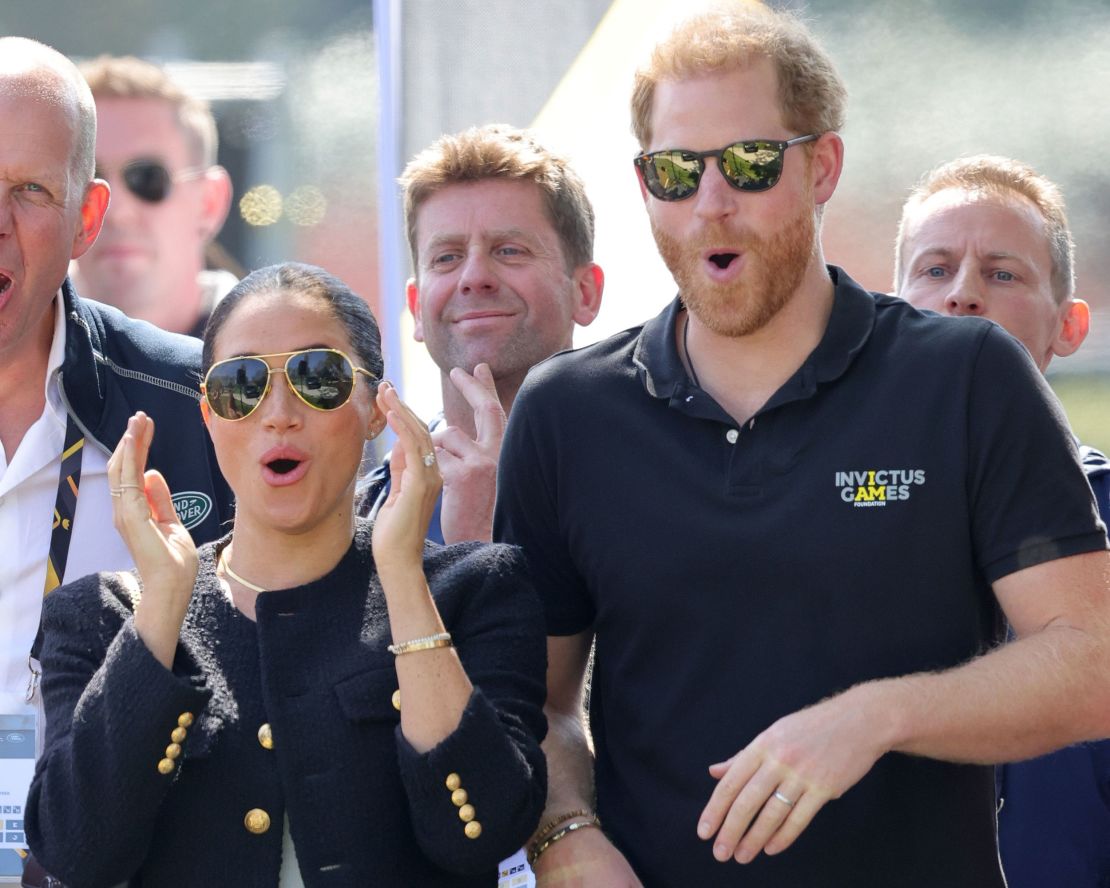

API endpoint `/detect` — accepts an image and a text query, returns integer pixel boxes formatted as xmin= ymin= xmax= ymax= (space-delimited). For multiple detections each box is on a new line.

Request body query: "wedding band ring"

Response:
xmin=422 ymin=452 xmax=436 ymax=468
xmin=773 ymin=791 xmax=795 ymax=807
xmin=118 ymin=483 xmax=143 ymax=490
xmin=109 ymin=489 xmax=122 ymax=497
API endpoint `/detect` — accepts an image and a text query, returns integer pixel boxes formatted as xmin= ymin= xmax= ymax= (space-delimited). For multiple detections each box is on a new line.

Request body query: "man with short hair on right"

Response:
xmin=896 ymin=154 xmax=1110 ymax=888
xmin=72 ymin=55 xmax=234 ymax=337
xmin=494 ymin=7 xmax=1110 ymax=887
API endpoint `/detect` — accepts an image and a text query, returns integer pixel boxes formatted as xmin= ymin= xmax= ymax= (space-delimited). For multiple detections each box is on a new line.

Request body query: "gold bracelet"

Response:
xmin=388 ymin=632 xmax=453 ymax=655
xmin=534 ymin=809 xmax=593 ymax=845
xmin=527 ymin=816 xmax=602 ymax=865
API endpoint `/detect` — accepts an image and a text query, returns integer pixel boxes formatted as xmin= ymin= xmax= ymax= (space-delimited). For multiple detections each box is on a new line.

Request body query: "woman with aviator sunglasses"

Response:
xmin=25 ymin=263 xmax=547 ymax=887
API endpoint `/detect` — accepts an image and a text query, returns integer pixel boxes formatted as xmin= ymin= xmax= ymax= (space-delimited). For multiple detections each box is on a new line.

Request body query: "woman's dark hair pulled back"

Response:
xmin=202 ymin=262 xmax=384 ymax=385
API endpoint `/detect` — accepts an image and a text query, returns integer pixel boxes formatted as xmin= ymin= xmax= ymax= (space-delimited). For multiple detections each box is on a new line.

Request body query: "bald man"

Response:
xmin=0 ymin=37 xmax=231 ymax=881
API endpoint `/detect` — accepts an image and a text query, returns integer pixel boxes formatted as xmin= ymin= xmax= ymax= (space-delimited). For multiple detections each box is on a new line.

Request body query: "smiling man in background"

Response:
xmin=360 ymin=124 xmax=603 ymax=543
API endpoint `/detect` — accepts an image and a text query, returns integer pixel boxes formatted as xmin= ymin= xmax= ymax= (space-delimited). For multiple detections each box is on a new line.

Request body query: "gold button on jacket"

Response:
xmin=244 ymin=808 xmax=271 ymax=835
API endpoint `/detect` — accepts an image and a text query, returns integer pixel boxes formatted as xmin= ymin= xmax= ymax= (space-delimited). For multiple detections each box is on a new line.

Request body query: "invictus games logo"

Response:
xmin=172 ymin=491 xmax=213 ymax=529
xmin=835 ymin=469 xmax=926 ymax=507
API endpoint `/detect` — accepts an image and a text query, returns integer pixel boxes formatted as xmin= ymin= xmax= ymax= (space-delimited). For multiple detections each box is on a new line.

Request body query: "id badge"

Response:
xmin=0 ymin=699 xmax=36 ymax=882
xmin=497 ymin=848 xmax=535 ymax=888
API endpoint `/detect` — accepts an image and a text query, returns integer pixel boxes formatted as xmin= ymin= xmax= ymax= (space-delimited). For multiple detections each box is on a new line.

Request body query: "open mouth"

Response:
xmin=708 ymin=252 xmax=739 ymax=270
xmin=0 ymin=273 xmax=11 ymax=295
xmin=266 ymin=458 xmax=301 ymax=475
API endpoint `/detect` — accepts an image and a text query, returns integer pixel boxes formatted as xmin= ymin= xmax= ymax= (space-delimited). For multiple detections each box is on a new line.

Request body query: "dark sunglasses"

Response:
xmin=96 ymin=159 xmax=205 ymax=204
xmin=634 ymin=134 xmax=820 ymax=201
xmin=202 ymin=348 xmax=377 ymax=421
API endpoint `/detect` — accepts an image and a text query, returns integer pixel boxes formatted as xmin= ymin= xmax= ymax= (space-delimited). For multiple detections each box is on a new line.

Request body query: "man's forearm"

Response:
xmin=534 ymin=707 xmax=597 ymax=831
xmin=858 ymin=622 xmax=1110 ymax=765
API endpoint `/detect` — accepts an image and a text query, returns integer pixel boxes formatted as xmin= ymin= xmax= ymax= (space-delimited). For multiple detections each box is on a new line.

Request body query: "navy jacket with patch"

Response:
xmin=59 ymin=277 xmax=232 ymax=542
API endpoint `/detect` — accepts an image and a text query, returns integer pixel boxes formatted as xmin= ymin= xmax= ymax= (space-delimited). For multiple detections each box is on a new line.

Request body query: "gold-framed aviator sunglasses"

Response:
xmin=201 ymin=348 xmax=377 ymax=421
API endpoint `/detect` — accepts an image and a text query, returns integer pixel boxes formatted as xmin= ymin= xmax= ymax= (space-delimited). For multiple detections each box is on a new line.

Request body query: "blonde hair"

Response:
xmin=400 ymin=124 xmax=594 ymax=273
xmin=80 ymin=55 xmax=218 ymax=167
xmin=631 ymin=5 xmax=847 ymax=149
xmin=895 ymin=155 xmax=1074 ymax=303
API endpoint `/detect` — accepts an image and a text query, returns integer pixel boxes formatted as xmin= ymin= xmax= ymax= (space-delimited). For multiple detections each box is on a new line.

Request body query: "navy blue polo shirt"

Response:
xmin=495 ymin=267 xmax=1106 ymax=888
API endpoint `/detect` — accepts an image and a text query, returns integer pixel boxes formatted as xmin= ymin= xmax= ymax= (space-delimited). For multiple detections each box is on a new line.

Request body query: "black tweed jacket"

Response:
xmin=25 ymin=521 xmax=547 ymax=887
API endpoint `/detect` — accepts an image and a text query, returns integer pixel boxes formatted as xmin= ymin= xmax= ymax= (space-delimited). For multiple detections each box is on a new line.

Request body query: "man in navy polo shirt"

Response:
xmin=897 ymin=154 xmax=1110 ymax=888
xmin=495 ymin=8 xmax=1110 ymax=888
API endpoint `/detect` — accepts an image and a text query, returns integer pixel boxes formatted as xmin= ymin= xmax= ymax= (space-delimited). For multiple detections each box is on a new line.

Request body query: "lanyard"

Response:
xmin=25 ymin=413 xmax=84 ymax=700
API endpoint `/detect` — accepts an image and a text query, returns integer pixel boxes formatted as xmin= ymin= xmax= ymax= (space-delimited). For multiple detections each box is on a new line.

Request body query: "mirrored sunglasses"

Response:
xmin=202 ymin=348 xmax=377 ymax=421
xmin=634 ymin=134 xmax=820 ymax=201
xmin=95 ymin=159 xmax=206 ymax=204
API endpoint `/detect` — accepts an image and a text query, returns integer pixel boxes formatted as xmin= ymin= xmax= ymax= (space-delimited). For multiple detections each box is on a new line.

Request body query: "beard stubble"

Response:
xmin=652 ymin=202 xmax=818 ymax=338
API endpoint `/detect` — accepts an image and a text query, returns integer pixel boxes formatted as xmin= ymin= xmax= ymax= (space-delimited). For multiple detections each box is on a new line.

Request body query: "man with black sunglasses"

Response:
xmin=495 ymin=7 xmax=1110 ymax=888
xmin=0 ymin=38 xmax=232 ymax=885
xmin=71 ymin=55 xmax=234 ymax=338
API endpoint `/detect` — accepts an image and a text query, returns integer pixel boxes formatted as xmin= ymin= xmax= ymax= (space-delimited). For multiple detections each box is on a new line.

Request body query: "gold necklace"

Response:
xmin=219 ymin=548 xmax=267 ymax=593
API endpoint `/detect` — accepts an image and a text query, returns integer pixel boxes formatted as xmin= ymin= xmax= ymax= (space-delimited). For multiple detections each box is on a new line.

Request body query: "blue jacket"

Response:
xmin=997 ymin=444 xmax=1110 ymax=888
xmin=59 ymin=277 xmax=233 ymax=542
xmin=358 ymin=414 xmax=445 ymax=544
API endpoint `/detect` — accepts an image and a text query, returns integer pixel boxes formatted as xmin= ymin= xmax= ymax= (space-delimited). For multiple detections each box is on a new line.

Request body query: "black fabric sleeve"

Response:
xmin=25 ymin=573 xmax=211 ymax=888
xmin=394 ymin=545 xmax=548 ymax=874
xmin=493 ymin=376 xmax=596 ymax=635
xmin=966 ymin=326 xmax=1108 ymax=583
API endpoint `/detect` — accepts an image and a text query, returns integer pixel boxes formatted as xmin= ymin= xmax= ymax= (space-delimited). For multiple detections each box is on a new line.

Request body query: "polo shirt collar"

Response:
xmin=632 ymin=265 xmax=877 ymax=418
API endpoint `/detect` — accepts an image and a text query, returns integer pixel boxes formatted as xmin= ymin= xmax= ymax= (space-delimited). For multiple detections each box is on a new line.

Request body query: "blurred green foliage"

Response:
xmin=1051 ymin=375 xmax=1110 ymax=453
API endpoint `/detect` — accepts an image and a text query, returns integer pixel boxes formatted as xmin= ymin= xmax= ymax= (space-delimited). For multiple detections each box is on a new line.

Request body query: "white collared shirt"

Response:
xmin=0 ymin=293 xmax=135 ymax=709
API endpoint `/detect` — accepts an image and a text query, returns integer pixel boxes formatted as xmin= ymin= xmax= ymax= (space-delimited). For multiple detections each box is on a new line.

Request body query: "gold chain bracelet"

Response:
xmin=527 ymin=815 xmax=602 ymax=865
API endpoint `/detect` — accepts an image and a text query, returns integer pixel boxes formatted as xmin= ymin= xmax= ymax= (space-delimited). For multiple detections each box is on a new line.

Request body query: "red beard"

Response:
xmin=652 ymin=203 xmax=817 ymax=338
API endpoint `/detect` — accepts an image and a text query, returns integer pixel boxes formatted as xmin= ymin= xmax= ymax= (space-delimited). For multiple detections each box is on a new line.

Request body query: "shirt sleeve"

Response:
xmin=393 ymin=545 xmax=548 ymax=873
xmin=966 ymin=325 xmax=1108 ymax=583
xmin=493 ymin=374 xmax=596 ymax=636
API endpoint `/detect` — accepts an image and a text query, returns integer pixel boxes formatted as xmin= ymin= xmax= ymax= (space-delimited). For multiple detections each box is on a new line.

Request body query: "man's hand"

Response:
xmin=533 ymin=825 xmax=643 ymax=888
xmin=698 ymin=686 xmax=889 ymax=865
xmin=434 ymin=363 xmax=505 ymax=543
